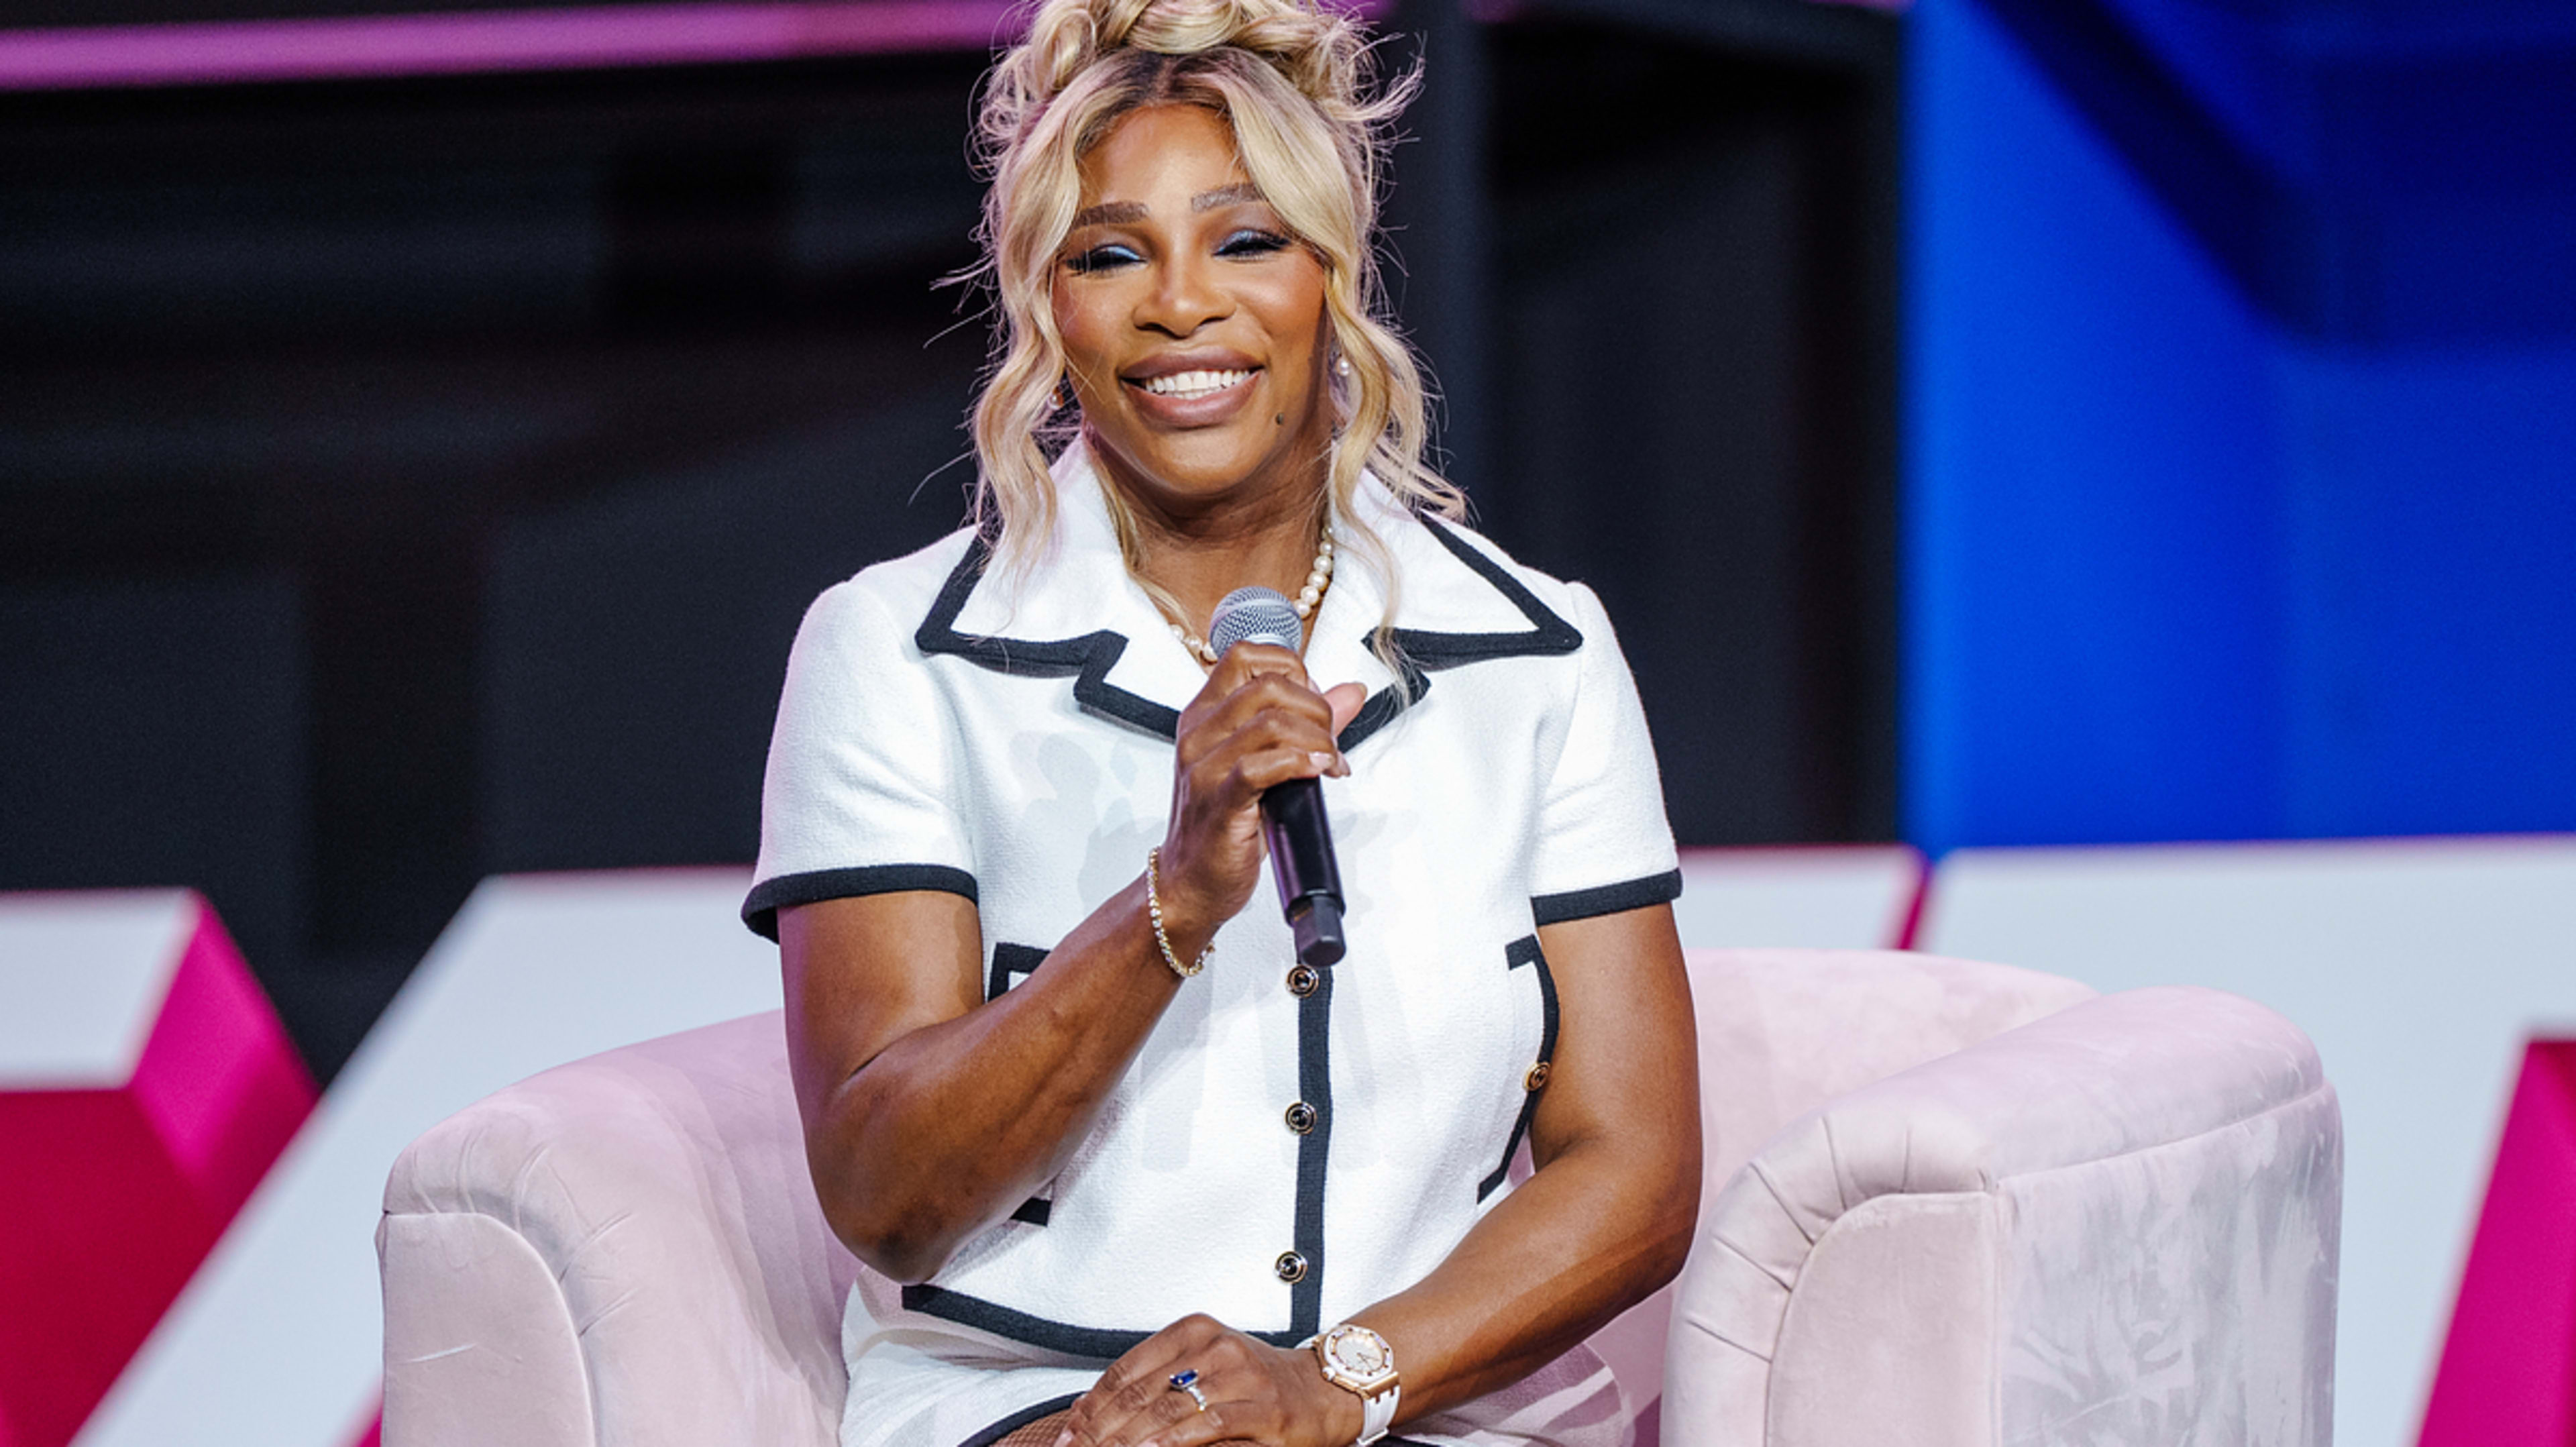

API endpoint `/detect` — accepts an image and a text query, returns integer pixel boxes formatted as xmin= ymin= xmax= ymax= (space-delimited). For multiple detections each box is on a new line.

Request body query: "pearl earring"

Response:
xmin=1334 ymin=355 xmax=1352 ymax=378
xmin=1053 ymin=376 xmax=1077 ymax=412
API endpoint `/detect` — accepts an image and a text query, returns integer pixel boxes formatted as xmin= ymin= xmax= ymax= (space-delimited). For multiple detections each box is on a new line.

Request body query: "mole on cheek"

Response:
xmin=1275 ymin=413 xmax=1286 ymax=425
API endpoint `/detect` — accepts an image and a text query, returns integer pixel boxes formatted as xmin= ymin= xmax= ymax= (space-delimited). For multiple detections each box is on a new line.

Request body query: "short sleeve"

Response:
xmin=742 ymin=578 xmax=976 ymax=941
xmin=1526 ymin=583 xmax=1681 ymax=925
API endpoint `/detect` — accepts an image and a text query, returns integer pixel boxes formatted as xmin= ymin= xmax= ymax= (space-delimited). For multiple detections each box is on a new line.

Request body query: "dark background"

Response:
xmin=0 ymin=0 xmax=1899 ymax=1081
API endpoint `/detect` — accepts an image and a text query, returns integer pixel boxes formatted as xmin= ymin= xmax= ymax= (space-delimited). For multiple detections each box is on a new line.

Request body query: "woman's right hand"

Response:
xmin=1157 ymin=644 xmax=1366 ymax=945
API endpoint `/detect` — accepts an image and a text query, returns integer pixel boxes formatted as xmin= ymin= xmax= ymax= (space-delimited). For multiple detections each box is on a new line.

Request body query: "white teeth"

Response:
xmin=1141 ymin=368 xmax=1252 ymax=398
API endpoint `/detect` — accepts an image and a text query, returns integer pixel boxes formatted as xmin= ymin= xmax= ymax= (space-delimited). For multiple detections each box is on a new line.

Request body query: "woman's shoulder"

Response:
xmin=1377 ymin=507 xmax=1619 ymax=649
xmin=794 ymin=525 xmax=982 ymax=652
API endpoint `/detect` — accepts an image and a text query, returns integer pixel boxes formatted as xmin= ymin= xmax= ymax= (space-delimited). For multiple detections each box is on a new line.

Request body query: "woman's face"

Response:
xmin=1053 ymin=103 xmax=1336 ymax=518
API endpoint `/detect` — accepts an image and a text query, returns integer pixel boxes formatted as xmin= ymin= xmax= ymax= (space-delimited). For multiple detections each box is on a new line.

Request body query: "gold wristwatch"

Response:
xmin=1311 ymin=1322 xmax=1401 ymax=1445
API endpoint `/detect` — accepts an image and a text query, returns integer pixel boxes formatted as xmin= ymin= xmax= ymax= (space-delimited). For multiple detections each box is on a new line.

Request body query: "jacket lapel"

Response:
xmin=914 ymin=443 xmax=1580 ymax=747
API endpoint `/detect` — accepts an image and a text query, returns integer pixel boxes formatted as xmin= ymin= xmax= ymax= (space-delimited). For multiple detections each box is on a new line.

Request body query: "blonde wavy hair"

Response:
xmin=964 ymin=0 xmax=1462 ymax=640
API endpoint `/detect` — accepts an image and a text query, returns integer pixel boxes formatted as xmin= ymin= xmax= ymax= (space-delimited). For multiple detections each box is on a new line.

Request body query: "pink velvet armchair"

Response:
xmin=378 ymin=949 xmax=2340 ymax=1446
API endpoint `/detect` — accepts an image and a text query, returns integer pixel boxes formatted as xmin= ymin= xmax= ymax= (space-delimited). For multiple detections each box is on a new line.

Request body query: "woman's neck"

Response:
xmin=1093 ymin=437 xmax=1333 ymax=633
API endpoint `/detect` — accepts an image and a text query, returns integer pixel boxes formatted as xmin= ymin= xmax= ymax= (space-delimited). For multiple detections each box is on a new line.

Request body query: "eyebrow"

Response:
xmin=1067 ymin=184 xmax=1270 ymax=231
xmin=1069 ymin=200 xmax=1146 ymax=229
xmin=1191 ymin=182 xmax=1267 ymax=212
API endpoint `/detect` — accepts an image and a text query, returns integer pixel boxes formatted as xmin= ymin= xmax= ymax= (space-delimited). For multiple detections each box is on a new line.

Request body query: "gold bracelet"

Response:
xmin=1144 ymin=847 xmax=1212 ymax=979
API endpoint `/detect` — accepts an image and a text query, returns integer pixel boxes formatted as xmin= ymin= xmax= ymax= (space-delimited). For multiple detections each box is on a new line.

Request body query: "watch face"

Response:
xmin=1326 ymin=1327 xmax=1390 ymax=1378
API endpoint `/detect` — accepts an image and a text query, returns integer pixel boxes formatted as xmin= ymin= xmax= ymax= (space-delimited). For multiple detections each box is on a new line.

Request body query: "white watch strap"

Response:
xmin=1356 ymin=1382 xmax=1399 ymax=1446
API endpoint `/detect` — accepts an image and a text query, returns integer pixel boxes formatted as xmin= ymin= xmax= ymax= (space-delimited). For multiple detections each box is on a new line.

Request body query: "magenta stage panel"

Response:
xmin=0 ymin=890 xmax=313 ymax=1447
xmin=2418 ymin=1040 xmax=2576 ymax=1447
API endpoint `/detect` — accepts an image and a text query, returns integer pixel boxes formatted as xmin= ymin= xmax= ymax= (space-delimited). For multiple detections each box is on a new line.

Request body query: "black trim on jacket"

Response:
xmin=1531 ymin=868 xmax=1684 ymax=927
xmin=1290 ymin=955 xmax=1335 ymax=1340
xmin=900 ymin=1285 xmax=1305 ymax=1360
xmin=741 ymin=863 xmax=979 ymax=942
xmin=912 ymin=517 xmax=1582 ymax=751
xmin=988 ymin=942 xmax=1049 ymax=1002
xmin=913 ymin=539 xmax=1181 ymax=739
xmin=1480 ymin=934 xmax=1560 ymax=1201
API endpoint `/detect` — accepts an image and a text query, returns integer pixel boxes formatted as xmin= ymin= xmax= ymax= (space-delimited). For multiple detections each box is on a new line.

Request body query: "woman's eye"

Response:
xmin=1218 ymin=229 xmax=1292 ymax=258
xmin=1065 ymin=244 xmax=1141 ymax=274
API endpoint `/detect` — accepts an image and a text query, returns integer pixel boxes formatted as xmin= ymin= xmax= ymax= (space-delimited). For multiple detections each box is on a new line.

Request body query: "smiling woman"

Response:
xmin=749 ymin=3 xmax=1702 ymax=1446
xmin=1057 ymin=110 xmax=1332 ymax=528
xmin=1050 ymin=103 xmax=1349 ymax=659
xmin=962 ymin=0 xmax=1452 ymax=657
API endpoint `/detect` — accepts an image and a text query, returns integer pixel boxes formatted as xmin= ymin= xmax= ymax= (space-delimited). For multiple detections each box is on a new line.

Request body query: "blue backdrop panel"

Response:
xmin=1906 ymin=0 xmax=2576 ymax=857
xmin=2280 ymin=345 xmax=2576 ymax=839
xmin=1905 ymin=0 xmax=2282 ymax=854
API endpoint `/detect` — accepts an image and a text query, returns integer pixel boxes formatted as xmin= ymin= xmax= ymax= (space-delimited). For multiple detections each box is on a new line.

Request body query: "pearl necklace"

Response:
xmin=1169 ymin=526 xmax=1336 ymax=666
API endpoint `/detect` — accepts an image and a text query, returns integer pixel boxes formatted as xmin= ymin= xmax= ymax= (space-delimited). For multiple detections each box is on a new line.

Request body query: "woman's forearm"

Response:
xmin=1351 ymin=1134 xmax=1698 ymax=1422
xmin=1348 ymin=904 xmax=1702 ymax=1428
xmin=785 ymin=876 xmax=1204 ymax=1282
xmin=787 ymin=649 xmax=1355 ymax=1285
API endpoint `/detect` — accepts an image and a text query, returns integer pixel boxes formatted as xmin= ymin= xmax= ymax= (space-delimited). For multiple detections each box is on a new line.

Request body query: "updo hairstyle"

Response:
xmin=965 ymin=0 xmax=1462 ymax=626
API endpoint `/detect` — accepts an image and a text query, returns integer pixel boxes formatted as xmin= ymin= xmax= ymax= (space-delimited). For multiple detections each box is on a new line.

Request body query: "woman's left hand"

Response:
xmin=1057 ymin=1314 xmax=1365 ymax=1447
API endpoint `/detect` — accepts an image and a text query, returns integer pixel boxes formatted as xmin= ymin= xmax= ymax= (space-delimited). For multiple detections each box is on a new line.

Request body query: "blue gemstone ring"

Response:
xmin=1168 ymin=1369 xmax=1210 ymax=1411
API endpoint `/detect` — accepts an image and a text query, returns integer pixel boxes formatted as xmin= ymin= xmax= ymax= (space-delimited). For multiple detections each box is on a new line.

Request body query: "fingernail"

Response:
xmin=1334 ymin=752 xmax=1350 ymax=775
xmin=1051 ymin=1432 xmax=1071 ymax=1447
xmin=1310 ymin=751 xmax=1335 ymax=773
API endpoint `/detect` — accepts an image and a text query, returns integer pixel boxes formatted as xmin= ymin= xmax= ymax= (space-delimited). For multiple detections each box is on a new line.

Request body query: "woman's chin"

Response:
xmin=1096 ymin=421 xmax=1311 ymax=503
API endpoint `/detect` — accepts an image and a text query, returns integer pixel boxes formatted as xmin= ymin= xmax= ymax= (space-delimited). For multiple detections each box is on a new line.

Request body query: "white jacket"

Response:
xmin=749 ymin=444 xmax=1678 ymax=1447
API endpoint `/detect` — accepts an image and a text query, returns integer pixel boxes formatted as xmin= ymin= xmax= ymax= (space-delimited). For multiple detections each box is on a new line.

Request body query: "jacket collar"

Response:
xmin=914 ymin=440 xmax=1578 ymax=747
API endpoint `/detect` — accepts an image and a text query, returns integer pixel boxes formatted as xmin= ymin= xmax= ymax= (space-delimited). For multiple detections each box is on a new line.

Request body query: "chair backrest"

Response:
xmin=1684 ymin=948 xmax=2099 ymax=1202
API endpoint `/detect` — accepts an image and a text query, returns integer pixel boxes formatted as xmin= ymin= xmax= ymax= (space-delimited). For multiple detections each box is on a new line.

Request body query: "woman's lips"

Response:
xmin=1125 ymin=366 xmax=1260 ymax=427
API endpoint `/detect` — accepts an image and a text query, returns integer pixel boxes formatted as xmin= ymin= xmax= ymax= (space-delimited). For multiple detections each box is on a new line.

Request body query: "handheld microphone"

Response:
xmin=1208 ymin=586 xmax=1348 ymax=967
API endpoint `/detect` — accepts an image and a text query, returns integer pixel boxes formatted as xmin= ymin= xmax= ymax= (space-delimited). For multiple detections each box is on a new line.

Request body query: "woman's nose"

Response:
xmin=1138 ymin=253 xmax=1230 ymax=337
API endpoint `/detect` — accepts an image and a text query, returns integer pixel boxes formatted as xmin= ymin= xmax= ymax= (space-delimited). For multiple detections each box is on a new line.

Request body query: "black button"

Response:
xmin=1285 ymin=1102 xmax=1318 ymax=1134
xmin=1287 ymin=965 xmax=1321 ymax=997
xmin=1275 ymin=1250 xmax=1308 ymax=1283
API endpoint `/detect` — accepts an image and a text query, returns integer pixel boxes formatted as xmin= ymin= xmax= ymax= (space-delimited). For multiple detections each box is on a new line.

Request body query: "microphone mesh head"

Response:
xmin=1208 ymin=586 xmax=1303 ymax=655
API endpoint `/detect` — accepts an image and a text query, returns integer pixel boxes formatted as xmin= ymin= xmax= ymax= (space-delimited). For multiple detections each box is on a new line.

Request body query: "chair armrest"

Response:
xmin=1664 ymin=985 xmax=2342 ymax=1446
xmin=1582 ymin=949 xmax=2096 ymax=1425
xmin=378 ymin=1011 xmax=854 ymax=1447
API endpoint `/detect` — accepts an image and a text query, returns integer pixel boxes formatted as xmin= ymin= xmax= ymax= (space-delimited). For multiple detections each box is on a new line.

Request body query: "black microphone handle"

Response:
xmin=1259 ymin=775 xmax=1346 ymax=967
